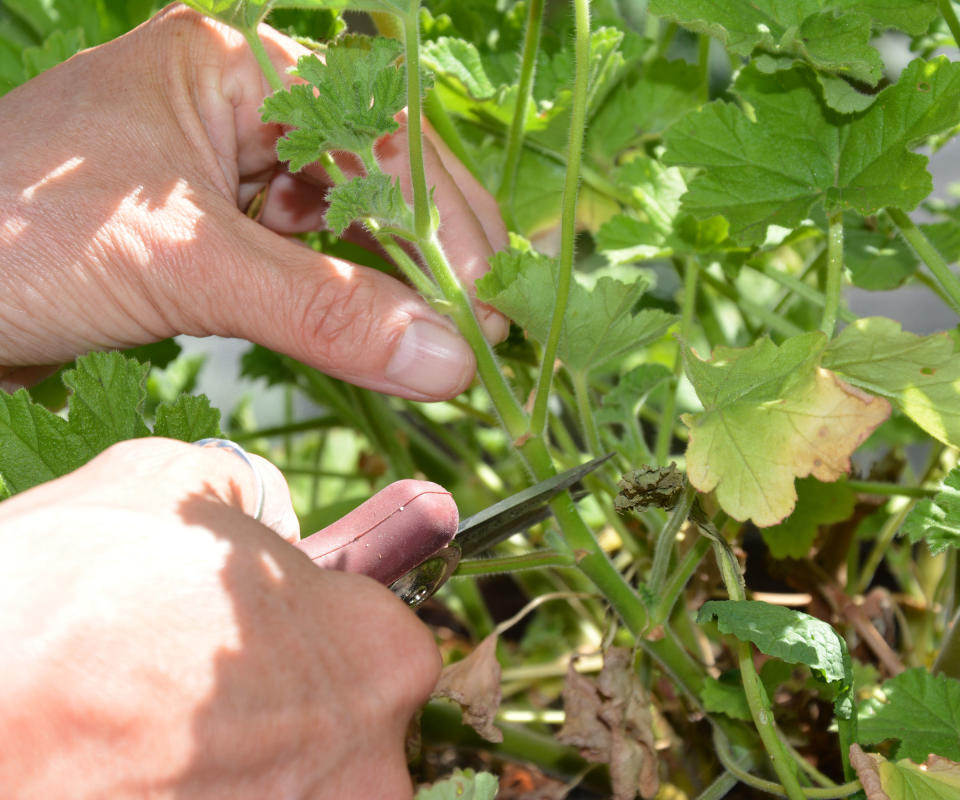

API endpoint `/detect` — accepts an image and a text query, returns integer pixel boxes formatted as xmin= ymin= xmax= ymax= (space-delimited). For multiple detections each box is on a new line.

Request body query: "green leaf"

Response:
xmin=178 ymin=0 xmax=275 ymax=30
xmin=649 ymin=0 xmax=936 ymax=79
xmin=21 ymin=26 xmax=84 ymax=78
xmin=761 ymin=477 xmax=857 ymax=558
xmin=325 ymin=173 xmax=414 ymax=237
xmin=596 ymin=363 xmax=673 ymax=426
xmin=822 ymin=317 xmax=960 ymax=448
xmin=682 ymin=333 xmax=890 ymax=526
xmin=476 ymin=249 xmax=676 ymax=375
xmin=858 ymin=668 xmax=960 ymax=761
xmin=663 ymin=58 xmax=960 ymax=245
xmin=261 ymin=37 xmax=406 ymax=169
xmin=154 ymin=396 xmax=222 ymax=443
xmin=698 ymin=599 xmax=854 ymax=717
xmin=0 ymin=352 xmax=219 ymax=497
xmin=588 ymin=57 xmax=704 ymax=161
xmin=901 ymin=466 xmax=960 ymax=555
xmin=0 ymin=389 xmax=87 ymax=493
xmin=421 ymin=37 xmax=496 ymax=99
xmin=60 ymin=352 xmax=151 ymax=453
xmin=845 ymin=227 xmax=918 ymax=290
xmin=851 ymin=749 xmax=960 ymax=800
xmin=414 ymin=769 xmax=499 ymax=800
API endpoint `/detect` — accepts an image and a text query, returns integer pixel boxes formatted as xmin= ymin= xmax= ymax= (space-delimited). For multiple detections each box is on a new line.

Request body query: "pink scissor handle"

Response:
xmin=295 ymin=479 xmax=459 ymax=586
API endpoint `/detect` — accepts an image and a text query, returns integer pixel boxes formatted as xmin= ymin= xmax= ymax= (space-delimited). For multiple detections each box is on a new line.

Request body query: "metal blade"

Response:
xmin=454 ymin=453 xmax=612 ymax=558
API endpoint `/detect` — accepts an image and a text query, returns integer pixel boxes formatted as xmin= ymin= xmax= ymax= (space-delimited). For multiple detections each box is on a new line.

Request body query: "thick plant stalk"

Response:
xmin=529 ymin=0 xmax=592 ymax=437
xmin=888 ymin=206 xmax=960 ymax=316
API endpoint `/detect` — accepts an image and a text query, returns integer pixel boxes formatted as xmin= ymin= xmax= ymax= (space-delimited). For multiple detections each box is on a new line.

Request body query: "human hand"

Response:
xmin=0 ymin=438 xmax=448 ymax=800
xmin=0 ymin=4 xmax=507 ymax=399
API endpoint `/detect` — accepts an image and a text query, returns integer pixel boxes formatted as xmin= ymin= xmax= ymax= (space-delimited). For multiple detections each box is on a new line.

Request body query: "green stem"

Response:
xmin=228 ymin=414 xmax=339 ymax=442
xmin=420 ymin=236 xmax=529 ymax=442
xmin=242 ymin=26 xmax=286 ymax=92
xmin=454 ymin=550 xmax=576 ymax=577
xmin=712 ymin=728 xmax=862 ymax=799
xmin=648 ymin=482 xmax=697 ymax=596
xmin=938 ymin=0 xmax=960 ymax=45
xmin=888 ymin=206 xmax=960 ymax=316
xmin=652 ymin=536 xmax=711 ymax=626
xmin=657 ymin=257 xmax=698 ymax=464
xmin=821 ymin=212 xmax=844 ymax=337
xmin=423 ymin=90 xmax=479 ymax=178
xmin=402 ymin=9 xmax=432 ymax=240
xmin=750 ymin=261 xmax=857 ymax=325
xmin=712 ymin=540 xmax=806 ymax=800
xmin=699 ymin=270 xmax=805 ymax=338
xmin=497 ymin=0 xmax=545 ymax=225
xmin=529 ymin=0 xmax=591 ymax=437
xmin=856 ymin=500 xmax=916 ymax=595
xmin=572 ymin=370 xmax=602 ymax=455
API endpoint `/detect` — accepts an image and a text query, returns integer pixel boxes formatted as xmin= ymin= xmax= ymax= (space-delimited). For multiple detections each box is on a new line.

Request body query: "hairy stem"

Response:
xmin=657 ymin=257 xmax=698 ymax=464
xmin=938 ymin=0 xmax=960 ymax=47
xmin=529 ymin=0 xmax=591 ymax=437
xmin=888 ymin=206 xmax=960 ymax=316
xmin=242 ymin=26 xmax=285 ymax=92
xmin=497 ymin=0 xmax=545 ymax=226
xmin=402 ymin=10 xmax=432 ymax=239
xmin=648 ymin=481 xmax=697 ymax=596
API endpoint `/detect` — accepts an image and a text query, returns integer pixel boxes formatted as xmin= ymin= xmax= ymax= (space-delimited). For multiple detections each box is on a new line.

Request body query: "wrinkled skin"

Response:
xmin=0 ymin=440 xmax=441 ymax=799
xmin=0 ymin=4 xmax=508 ymax=798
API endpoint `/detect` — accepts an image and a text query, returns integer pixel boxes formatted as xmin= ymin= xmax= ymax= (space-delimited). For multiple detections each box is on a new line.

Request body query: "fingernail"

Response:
xmin=386 ymin=320 xmax=474 ymax=397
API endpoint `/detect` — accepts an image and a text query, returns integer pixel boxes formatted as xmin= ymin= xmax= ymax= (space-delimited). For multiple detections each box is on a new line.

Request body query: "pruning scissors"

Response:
xmin=387 ymin=453 xmax=612 ymax=607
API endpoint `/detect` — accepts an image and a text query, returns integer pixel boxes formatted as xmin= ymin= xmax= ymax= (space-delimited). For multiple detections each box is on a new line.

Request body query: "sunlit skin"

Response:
xmin=0 ymin=4 xmax=508 ymax=798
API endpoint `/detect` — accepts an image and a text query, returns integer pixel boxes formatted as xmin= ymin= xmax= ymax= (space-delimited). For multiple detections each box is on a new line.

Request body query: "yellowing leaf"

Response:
xmin=682 ymin=334 xmax=890 ymax=526
xmin=850 ymin=744 xmax=960 ymax=800
xmin=431 ymin=633 xmax=502 ymax=743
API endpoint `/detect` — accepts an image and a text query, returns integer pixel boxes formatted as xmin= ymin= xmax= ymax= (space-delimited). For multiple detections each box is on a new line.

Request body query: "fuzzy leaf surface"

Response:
xmin=858 ymin=668 xmax=960 ymax=761
xmin=698 ymin=599 xmax=854 ymax=716
xmin=823 ymin=317 xmax=960 ymax=447
xmin=682 ymin=333 xmax=890 ymax=526
xmin=0 ymin=352 xmax=219 ymax=496
xmin=325 ymin=174 xmax=414 ymax=236
xmin=261 ymin=37 xmax=405 ymax=169
xmin=154 ymin=396 xmax=222 ymax=443
xmin=901 ymin=466 xmax=960 ymax=555
xmin=476 ymin=249 xmax=675 ymax=375
xmin=663 ymin=58 xmax=960 ymax=245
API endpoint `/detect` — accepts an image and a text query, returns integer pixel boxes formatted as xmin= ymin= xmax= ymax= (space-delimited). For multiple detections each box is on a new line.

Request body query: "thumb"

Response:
xmin=189 ymin=209 xmax=477 ymax=401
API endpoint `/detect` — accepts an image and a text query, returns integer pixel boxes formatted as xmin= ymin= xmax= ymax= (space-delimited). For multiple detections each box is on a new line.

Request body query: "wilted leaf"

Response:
xmin=431 ymin=633 xmax=502 ymax=743
xmin=557 ymin=648 xmax=659 ymax=800
xmin=682 ymin=333 xmax=890 ymax=526
xmin=614 ymin=463 xmax=684 ymax=514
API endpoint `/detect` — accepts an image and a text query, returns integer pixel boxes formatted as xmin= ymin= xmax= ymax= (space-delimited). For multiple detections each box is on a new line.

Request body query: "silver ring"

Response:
xmin=193 ymin=438 xmax=266 ymax=522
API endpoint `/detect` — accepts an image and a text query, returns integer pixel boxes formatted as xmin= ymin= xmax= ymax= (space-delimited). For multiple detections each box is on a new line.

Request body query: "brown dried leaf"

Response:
xmin=849 ymin=744 xmax=890 ymax=800
xmin=431 ymin=633 xmax=503 ymax=743
xmin=558 ymin=648 xmax=659 ymax=800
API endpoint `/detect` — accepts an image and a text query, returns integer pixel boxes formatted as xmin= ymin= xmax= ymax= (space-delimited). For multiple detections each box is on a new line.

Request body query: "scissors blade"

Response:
xmin=454 ymin=452 xmax=613 ymax=559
